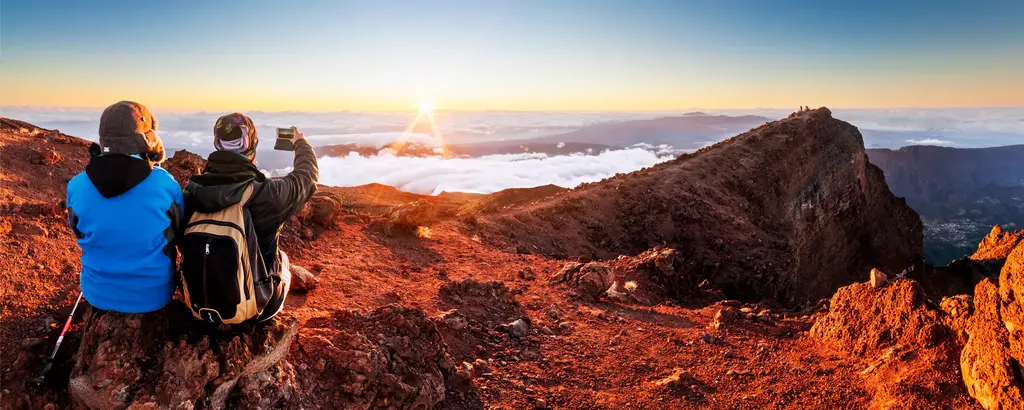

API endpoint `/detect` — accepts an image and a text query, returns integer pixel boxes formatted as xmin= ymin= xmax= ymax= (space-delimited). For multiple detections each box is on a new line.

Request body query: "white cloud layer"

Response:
xmin=4 ymin=106 xmax=1023 ymax=152
xmin=308 ymin=148 xmax=673 ymax=195
xmin=906 ymin=139 xmax=954 ymax=145
xmin=305 ymin=132 xmax=440 ymax=147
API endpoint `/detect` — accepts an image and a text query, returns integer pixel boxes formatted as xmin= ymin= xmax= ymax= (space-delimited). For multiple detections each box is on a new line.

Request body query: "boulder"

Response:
xmin=550 ymin=262 xmax=583 ymax=282
xmin=960 ymin=239 xmax=1024 ymax=409
xmin=304 ymin=193 xmax=342 ymax=228
xmin=961 ymin=279 xmax=1024 ymax=410
xmin=375 ymin=199 xmax=437 ymax=234
xmin=162 ymin=150 xmax=206 ymax=188
xmin=69 ymin=303 xmax=298 ymax=410
xmin=292 ymin=306 xmax=453 ymax=409
xmin=289 ymin=265 xmax=318 ymax=293
xmin=811 ymin=279 xmax=972 ymax=408
xmin=552 ymin=262 xmax=613 ymax=301
xmin=869 ymin=268 xmax=888 ymax=288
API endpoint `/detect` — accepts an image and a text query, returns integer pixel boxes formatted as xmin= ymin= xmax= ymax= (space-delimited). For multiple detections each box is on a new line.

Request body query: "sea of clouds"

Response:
xmin=311 ymin=147 xmax=675 ymax=195
xmin=4 ymin=106 xmax=1023 ymax=194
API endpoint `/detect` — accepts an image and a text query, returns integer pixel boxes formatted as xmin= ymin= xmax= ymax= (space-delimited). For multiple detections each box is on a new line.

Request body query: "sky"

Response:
xmin=2 ymin=1 xmax=1023 ymax=111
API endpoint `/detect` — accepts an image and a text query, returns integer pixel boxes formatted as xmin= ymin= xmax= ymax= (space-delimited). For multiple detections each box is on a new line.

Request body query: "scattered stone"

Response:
xmin=435 ymin=309 xmax=468 ymax=330
xmin=518 ymin=266 xmax=536 ymax=281
xmin=565 ymin=262 xmax=614 ymax=301
xmin=869 ymin=268 xmax=888 ymax=288
xmin=699 ymin=333 xmax=717 ymax=344
xmin=456 ymin=362 xmax=474 ymax=381
xmin=710 ymin=307 xmax=740 ymax=329
xmin=305 ymin=193 xmax=342 ymax=228
xmin=653 ymin=368 xmax=693 ymax=389
xmin=499 ymin=318 xmax=530 ymax=339
xmin=939 ymin=294 xmax=972 ymax=346
xmin=472 ymin=358 xmax=491 ymax=377
xmin=551 ymin=262 xmax=583 ymax=282
xmin=289 ymin=264 xmax=318 ymax=292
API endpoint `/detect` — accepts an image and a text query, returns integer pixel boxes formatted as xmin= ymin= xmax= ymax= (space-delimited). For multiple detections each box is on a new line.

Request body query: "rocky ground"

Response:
xmin=0 ymin=111 xmax=1016 ymax=409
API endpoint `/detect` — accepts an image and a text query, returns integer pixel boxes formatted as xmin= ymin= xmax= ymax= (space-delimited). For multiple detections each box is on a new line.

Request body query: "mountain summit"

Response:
xmin=474 ymin=108 xmax=923 ymax=304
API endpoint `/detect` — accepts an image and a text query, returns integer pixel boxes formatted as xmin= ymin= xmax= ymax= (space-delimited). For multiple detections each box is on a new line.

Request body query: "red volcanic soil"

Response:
xmin=0 ymin=115 xmax=979 ymax=409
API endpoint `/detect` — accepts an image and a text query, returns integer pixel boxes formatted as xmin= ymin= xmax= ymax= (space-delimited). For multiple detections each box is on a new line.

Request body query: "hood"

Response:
xmin=85 ymin=154 xmax=153 ymax=198
xmin=185 ymin=150 xmax=267 ymax=213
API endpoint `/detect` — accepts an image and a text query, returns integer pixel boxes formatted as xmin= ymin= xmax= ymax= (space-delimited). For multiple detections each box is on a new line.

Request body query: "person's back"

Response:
xmin=67 ymin=101 xmax=182 ymax=313
xmin=182 ymin=113 xmax=317 ymax=322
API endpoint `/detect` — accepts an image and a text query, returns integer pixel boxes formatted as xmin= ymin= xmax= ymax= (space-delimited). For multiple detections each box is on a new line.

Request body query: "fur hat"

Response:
xmin=97 ymin=101 xmax=166 ymax=162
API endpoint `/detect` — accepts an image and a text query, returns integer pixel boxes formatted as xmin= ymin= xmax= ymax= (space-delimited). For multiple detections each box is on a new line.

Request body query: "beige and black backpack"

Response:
xmin=180 ymin=184 xmax=275 ymax=324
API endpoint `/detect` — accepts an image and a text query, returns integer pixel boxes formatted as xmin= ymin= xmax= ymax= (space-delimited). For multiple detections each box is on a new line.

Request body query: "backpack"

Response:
xmin=180 ymin=184 xmax=276 ymax=324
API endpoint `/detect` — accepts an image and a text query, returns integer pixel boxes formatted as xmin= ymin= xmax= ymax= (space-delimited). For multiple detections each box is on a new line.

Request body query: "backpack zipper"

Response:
xmin=203 ymin=240 xmax=211 ymax=320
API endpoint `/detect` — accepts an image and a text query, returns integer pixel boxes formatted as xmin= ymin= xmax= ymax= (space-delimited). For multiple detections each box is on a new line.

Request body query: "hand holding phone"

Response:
xmin=274 ymin=127 xmax=305 ymax=151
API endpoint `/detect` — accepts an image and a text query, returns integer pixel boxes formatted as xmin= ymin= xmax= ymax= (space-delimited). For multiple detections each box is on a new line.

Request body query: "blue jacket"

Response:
xmin=67 ymin=153 xmax=183 ymax=313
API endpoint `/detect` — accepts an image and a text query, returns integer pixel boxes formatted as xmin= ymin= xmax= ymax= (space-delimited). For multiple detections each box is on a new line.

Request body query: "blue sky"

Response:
xmin=2 ymin=1 xmax=1022 ymax=110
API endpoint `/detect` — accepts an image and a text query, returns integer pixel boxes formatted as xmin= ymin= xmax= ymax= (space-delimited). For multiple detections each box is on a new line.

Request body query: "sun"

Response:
xmin=417 ymin=100 xmax=435 ymax=115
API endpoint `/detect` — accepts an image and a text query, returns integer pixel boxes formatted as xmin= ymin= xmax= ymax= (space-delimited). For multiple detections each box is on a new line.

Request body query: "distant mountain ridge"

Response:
xmin=867 ymin=144 xmax=1024 ymax=263
xmin=526 ymin=114 xmax=771 ymax=148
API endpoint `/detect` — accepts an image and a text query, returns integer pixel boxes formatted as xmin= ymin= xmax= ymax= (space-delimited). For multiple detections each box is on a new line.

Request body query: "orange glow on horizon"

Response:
xmin=387 ymin=102 xmax=448 ymax=157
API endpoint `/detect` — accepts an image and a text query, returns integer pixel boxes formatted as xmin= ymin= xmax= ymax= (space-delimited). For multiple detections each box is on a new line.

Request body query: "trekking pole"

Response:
xmin=34 ymin=292 xmax=83 ymax=386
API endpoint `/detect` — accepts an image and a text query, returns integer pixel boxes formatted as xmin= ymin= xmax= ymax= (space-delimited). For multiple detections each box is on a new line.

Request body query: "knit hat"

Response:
xmin=213 ymin=113 xmax=258 ymax=157
xmin=98 ymin=101 xmax=166 ymax=162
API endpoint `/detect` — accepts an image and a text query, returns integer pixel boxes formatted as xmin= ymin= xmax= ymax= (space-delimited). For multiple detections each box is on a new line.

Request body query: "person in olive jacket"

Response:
xmin=182 ymin=113 xmax=318 ymax=321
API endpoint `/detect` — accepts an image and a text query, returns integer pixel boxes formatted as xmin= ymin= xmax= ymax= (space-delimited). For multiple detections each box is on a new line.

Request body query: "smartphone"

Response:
xmin=274 ymin=127 xmax=295 ymax=151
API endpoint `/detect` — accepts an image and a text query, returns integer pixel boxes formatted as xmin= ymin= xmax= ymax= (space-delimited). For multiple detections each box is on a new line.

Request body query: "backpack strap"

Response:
xmin=239 ymin=183 xmax=256 ymax=206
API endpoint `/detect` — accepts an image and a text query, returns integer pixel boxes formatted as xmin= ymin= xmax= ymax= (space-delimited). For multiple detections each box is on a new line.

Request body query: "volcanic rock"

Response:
xmin=68 ymin=304 xmax=298 ymax=410
xmin=971 ymin=225 xmax=1024 ymax=263
xmin=552 ymin=262 xmax=614 ymax=301
xmin=477 ymin=108 xmax=922 ymax=304
xmin=811 ymin=279 xmax=971 ymax=408
xmin=162 ymin=150 xmax=206 ymax=188
xmin=869 ymin=268 xmax=888 ymax=288
xmin=303 ymin=192 xmax=343 ymax=228
xmin=373 ymin=199 xmax=437 ymax=234
xmin=960 ymin=239 xmax=1024 ymax=409
xmin=289 ymin=264 xmax=318 ymax=293
xmin=292 ymin=306 xmax=453 ymax=409
xmin=499 ymin=318 xmax=530 ymax=339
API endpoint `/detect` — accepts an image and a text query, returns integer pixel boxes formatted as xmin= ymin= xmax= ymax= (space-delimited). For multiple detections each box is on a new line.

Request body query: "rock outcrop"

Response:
xmin=163 ymin=150 xmax=206 ymax=188
xmin=811 ymin=279 xmax=976 ymax=409
xmin=477 ymin=108 xmax=923 ymax=304
xmin=971 ymin=225 xmax=1024 ymax=263
xmin=960 ymin=240 xmax=1024 ymax=409
xmin=69 ymin=303 xmax=298 ymax=410
xmin=292 ymin=306 xmax=454 ymax=409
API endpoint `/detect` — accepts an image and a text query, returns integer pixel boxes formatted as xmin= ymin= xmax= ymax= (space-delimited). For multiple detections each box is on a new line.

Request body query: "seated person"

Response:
xmin=181 ymin=113 xmax=318 ymax=322
xmin=67 ymin=101 xmax=183 ymax=313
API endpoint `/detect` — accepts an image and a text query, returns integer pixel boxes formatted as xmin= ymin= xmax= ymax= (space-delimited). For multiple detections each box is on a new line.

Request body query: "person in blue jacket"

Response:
xmin=66 ymin=101 xmax=183 ymax=313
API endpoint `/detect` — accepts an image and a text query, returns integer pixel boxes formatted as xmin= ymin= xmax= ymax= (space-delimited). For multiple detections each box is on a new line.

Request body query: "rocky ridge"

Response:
xmin=473 ymin=108 xmax=923 ymax=305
